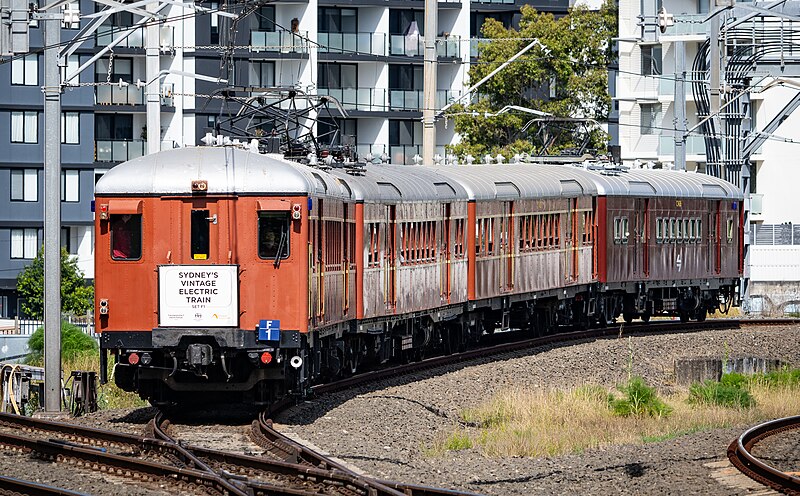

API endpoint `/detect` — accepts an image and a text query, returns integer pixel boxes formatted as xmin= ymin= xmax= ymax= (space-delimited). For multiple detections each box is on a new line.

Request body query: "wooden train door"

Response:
xmin=642 ymin=198 xmax=650 ymax=277
xmin=714 ymin=200 xmax=722 ymax=274
xmin=570 ymin=199 xmax=579 ymax=282
xmin=441 ymin=203 xmax=452 ymax=303
xmin=317 ymin=199 xmax=325 ymax=320
xmin=385 ymin=205 xmax=397 ymax=310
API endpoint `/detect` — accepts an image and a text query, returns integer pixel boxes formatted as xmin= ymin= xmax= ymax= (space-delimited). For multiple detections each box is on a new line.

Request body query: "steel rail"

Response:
xmin=0 ymin=475 xmax=89 ymax=496
xmin=728 ymin=415 xmax=800 ymax=495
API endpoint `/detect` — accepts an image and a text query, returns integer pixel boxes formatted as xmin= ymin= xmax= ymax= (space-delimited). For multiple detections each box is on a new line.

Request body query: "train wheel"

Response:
xmin=696 ymin=307 xmax=707 ymax=322
xmin=641 ymin=312 xmax=651 ymax=323
xmin=679 ymin=312 xmax=690 ymax=323
xmin=623 ymin=313 xmax=634 ymax=324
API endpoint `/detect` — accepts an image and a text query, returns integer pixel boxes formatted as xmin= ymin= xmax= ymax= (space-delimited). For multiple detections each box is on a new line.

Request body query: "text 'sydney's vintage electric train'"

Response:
xmin=94 ymin=146 xmax=742 ymax=405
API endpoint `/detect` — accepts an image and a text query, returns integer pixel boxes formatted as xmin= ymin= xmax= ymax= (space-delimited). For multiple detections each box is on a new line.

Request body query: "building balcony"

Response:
xmin=389 ymin=35 xmax=461 ymax=58
xmin=389 ymin=144 xmax=447 ymax=165
xmin=250 ymin=30 xmax=309 ymax=53
xmin=657 ymin=135 xmax=706 ymax=156
xmin=95 ymin=139 xmax=145 ymax=162
xmin=95 ymin=25 xmax=174 ymax=49
xmin=95 ymin=85 xmax=144 ymax=106
xmin=389 ymin=89 xmax=461 ymax=111
xmin=318 ymin=32 xmax=387 ymax=56
xmin=660 ymin=14 xmax=710 ymax=37
xmin=317 ymin=88 xmax=387 ymax=112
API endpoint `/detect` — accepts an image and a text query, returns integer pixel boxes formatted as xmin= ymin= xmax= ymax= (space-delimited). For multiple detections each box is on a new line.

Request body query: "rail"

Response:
xmin=728 ymin=415 xmax=800 ymax=495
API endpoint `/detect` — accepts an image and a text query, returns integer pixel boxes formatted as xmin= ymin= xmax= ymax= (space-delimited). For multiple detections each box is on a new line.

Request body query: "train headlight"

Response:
xmin=99 ymin=299 xmax=109 ymax=315
xmin=141 ymin=353 xmax=152 ymax=365
xmin=289 ymin=355 xmax=303 ymax=369
xmin=292 ymin=203 xmax=302 ymax=220
xmin=260 ymin=352 xmax=273 ymax=364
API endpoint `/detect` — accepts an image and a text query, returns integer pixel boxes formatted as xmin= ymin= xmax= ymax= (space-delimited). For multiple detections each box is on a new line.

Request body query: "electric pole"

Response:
xmin=422 ymin=0 xmax=437 ymax=165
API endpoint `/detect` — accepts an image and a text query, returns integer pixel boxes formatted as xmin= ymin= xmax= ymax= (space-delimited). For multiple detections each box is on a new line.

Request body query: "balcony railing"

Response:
xmin=318 ymin=32 xmax=387 ymax=56
xmin=389 ymin=89 xmax=461 ymax=111
xmin=657 ymin=135 xmax=706 ymax=156
xmin=96 ymin=25 xmax=144 ymax=48
xmin=389 ymin=35 xmax=461 ymax=58
xmin=250 ymin=30 xmax=309 ymax=53
xmin=389 ymin=144 xmax=447 ymax=165
xmin=472 ymin=0 xmax=515 ymax=4
xmin=95 ymin=85 xmax=144 ymax=106
xmin=661 ymin=15 xmax=710 ymax=36
xmin=95 ymin=139 xmax=145 ymax=162
xmin=317 ymin=88 xmax=387 ymax=112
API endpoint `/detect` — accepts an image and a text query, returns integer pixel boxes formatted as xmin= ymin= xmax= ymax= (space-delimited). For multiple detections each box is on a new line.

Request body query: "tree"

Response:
xmin=448 ymin=0 xmax=618 ymax=158
xmin=16 ymin=247 xmax=94 ymax=320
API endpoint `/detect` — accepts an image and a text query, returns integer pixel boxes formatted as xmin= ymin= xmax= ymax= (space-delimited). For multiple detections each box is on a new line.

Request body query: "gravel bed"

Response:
xmin=3 ymin=324 xmax=795 ymax=495
xmin=750 ymin=426 xmax=800 ymax=474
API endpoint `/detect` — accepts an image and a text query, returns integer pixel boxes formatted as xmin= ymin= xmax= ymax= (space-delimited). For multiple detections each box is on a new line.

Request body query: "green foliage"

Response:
xmin=611 ymin=377 xmax=672 ymax=418
xmin=15 ymin=247 xmax=94 ymax=320
xmin=751 ymin=367 xmax=800 ymax=388
xmin=449 ymin=0 xmax=618 ymax=158
xmin=444 ymin=430 xmax=473 ymax=451
xmin=720 ymin=371 xmax=748 ymax=389
xmin=26 ymin=321 xmax=98 ymax=364
xmin=573 ymin=384 xmax=614 ymax=407
xmin=688 ymin=379 xmax=755 ymax=409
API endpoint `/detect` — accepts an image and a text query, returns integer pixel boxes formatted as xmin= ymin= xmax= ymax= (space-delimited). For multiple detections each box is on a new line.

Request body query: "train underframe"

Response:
xmin=105 ymin=279 xmax=739 ymax=406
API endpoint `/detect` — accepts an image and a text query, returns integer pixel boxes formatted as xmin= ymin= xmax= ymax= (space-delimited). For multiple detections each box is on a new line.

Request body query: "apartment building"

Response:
xmin=614 ymin=0 xmax=800 ymax=313
xmin=0 ymin=0 xmax=569 ymax=317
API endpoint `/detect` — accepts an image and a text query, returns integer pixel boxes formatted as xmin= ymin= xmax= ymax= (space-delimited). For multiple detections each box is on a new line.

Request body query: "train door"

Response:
xmin=385 ymin=205 xmax=397 ymax=311
xmin=642 ymin=198 xmax=650 ymax=277
xmin=317 ymin=199 xmax=325 ymax=320
xmin=187 ymin=200 xmax=219 ymax=262
xmin=441 ymin=203 xmax=452 ymax=303
xmin=343 ymin=203 xmax=351 ymax=315
xmin=570 ymin=199 xmax=579 ymax=282
xmin=714 ymin=200 xmax=722 ymax=274
xmin=499 ymin=201 xmax=514 ymax=292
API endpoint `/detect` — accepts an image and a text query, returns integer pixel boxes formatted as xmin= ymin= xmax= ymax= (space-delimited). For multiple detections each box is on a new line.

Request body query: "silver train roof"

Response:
xmin=95 ymin=147 xmax=742 ymax=202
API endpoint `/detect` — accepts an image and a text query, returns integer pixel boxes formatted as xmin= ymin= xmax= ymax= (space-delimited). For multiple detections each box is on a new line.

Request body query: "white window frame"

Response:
xmin=61 ymin=169 xmax=80 ymax=202
xmin=11 ymin=54 xmax=38 ymax=86
xmin=61 ymin=55 xmax=81 ymax=85
xmin=61 ymin=112 xmax=80 ymax=144
xmin=10 ymin=168 xmax=38 ymax=202
xmin=11 ymin=111 xmax=38 ymax=143
xmin=10 ymin=228 xmax=39 ymax=259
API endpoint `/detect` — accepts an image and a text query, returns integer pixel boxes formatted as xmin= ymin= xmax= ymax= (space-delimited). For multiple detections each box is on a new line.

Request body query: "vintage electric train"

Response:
xmin=94 ymin=146 xmax=743 ymax=405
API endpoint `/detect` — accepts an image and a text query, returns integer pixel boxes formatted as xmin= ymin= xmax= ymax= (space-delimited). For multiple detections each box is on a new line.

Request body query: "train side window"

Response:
xmin=258 ymin=211 xmax=290 ymax=260
xmin=656 ymin=218 xmax=663 ymax=243
xmin=683 ymin=219 xmax=689 ymax=242
xmin=697 ymin=218 xmax=703 ymax=240
xmin=613 ymin=217 xmax=621 ymax=243
xmin=669 ymin=218 xmax=676 ymax=242
xmin=110 ymin=214 xmax=142 ymax=260
xmin=727 ymin=218 xmax=735 ymax=243
xmin=621 ymin=217 xmax=628 ymax=244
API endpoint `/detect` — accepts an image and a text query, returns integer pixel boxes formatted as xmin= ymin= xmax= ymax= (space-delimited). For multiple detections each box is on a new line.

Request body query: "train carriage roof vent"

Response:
xmin=377 ymin=182 xmax=402 ymax=200
xmin=628 ymin=181 xmax=657 ymax=195
xmin=702 ymin=184 xmax=727 ymax=198
xmin=495 ymin=182 xmax=520 ymax=199
xmin=559 ymin=179 xmax=584 ymax=196
xmin=435 ymin=182 xmax=456 ymax=198
xmin=336 ymin=178 xmax=353 ymax=198
xmin=311 ymin=173 xmax=328 ymax=193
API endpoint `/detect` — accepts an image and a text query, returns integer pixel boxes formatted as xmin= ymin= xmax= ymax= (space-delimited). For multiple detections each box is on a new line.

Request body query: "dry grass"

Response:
xmin=36 ymin=352 xmax=148 ymax=411
xmin=448 ymin=382 xmax=800 ymax=458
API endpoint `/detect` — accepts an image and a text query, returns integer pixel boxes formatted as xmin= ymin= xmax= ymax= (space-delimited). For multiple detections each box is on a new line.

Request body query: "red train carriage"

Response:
xmin=94 ymin=145 xmax=742 ymax=405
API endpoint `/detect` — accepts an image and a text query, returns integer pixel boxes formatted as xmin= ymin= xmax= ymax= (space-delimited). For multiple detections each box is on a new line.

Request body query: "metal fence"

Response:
xmin=1 ymin=316 xmax=96 ymax=339
xmin=752 ymin=224 xmax=800 ymax=246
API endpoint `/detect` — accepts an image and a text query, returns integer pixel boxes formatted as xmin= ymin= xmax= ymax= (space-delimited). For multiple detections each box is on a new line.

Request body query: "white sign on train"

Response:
xmin=158 ymin=265 xmax=239 ymax=327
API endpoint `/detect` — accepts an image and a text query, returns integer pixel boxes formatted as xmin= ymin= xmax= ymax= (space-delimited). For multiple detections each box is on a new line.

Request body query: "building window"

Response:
xmin=61 ymin=112 xmax=80 ymax=144
xmin=318 ymin=118 xmax=356 ymax=146
xmin=319 ymin=63 xmax=357 ymax=89
xmin=250 ymin=61 xmax=275 ymax=87
xmin=95 ymin=114 xmax=133 ymax=140
xmin=11 ymin=54 xmax=37 ymax=86
xmin=389 ymin=9 xmax=423 ymax=35
xmin=61 ymin=170 xmax=80 ymax=202
xmin=640 ymin=103 xmax=661 ymax=135
xmin=210 ymin=2 xmax=219 ymax=44
xmin=389 ymin=65 xmax=423 ymax=91
xmin=318 ymin=7 xmax=357 ymax=33
xmin=95 ymin=57 xmax=132 ymax=83
xmin=390 ymin=120 xmax=421 ymax=145
xmin=11 ymin=111 xmax=38 ymax=143
xmin=256 ymin=5 xmax=275 ymax=31
xmin=61 ymin=55 xmax=80 ymax=84
xmin=11 ymin=228 xmax=39 ymax=259
xmin=641 ymin=45 xmax=662 ymax=76
xmin=11 ymin=169 xmax=38 ymax=202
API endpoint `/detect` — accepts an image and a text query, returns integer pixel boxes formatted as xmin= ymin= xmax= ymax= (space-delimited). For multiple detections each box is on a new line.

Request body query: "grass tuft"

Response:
xmin=610 ymin=377 xmax=672 ymax=418
xmin=688 ymin=376 xmax=755 ymax=409
xmin=443 ymin=430 xmax=473 ymax=451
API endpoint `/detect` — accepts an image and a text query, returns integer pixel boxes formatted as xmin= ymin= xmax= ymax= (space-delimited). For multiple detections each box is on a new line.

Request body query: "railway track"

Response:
xmin=728 ymin=416 xmax=800 ymax=495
